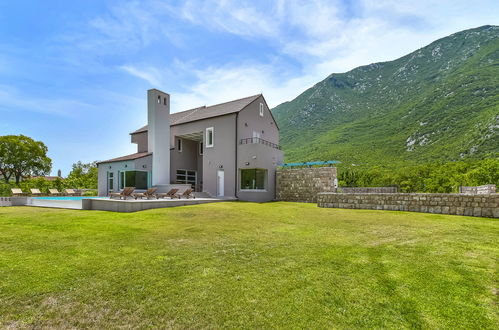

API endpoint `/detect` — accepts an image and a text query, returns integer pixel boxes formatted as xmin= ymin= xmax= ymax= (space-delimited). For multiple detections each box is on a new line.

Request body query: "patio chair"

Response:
xmin=156 ymin=188 xmax=179 ymax=199
xmin=48 ymin=188 xmax=62 ymax=196
xmin=11 ymin=188 xmax=25 ymax=196
xmin=30 ymin=188 xmax=42 ymax=196
xmin=132 ymin=187 xmax=158 ymax=200
xmin=65 ymin=189 xmax=81 ymax=196
xmin=109 ymin=187 xmax=135 ymax=200
xmin=179 ymin=188 xmax=195 ymax=199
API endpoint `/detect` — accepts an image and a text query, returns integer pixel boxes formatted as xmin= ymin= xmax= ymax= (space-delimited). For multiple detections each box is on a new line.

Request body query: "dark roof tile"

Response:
xmin=97 ymin=152 xmax=151 ymax=164
xmin=131 ymin=94 xmax=261 ymax=134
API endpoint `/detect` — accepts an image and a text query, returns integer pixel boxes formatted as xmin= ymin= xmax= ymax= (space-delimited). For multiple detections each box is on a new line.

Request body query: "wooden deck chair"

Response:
xmin=157 ymin=188 xmax=179 ymax=199
xmin=179 ymin=188 xmax=195 ymax=199
xmin=11 ymin=188 xmax=25 ymax=196
xmin=30 ymin=188 xmax=42 ymax=196
xmin=109 ymin=187 xmax=135 ymax=200
xmin=133 ymin=187 xmax=158 ymax=200
xmin=65 ymin=189 xmax=81 ymax=196
xmin=48 ymin=188 xmax=62 ymax=196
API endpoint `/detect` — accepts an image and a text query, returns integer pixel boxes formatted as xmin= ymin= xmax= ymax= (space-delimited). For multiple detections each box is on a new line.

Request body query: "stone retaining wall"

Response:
xmin=276 ymin=167 xmax=337 ymax=203
xmin=460 ymin=184 xmax=496 ymax=195
xmin=317 ymin=193 xmax=499 ymax=218
xmin=339 ymin=187 xmax=398 ymax=193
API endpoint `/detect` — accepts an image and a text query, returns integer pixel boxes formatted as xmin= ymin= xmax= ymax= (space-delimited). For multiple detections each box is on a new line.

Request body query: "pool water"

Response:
xmin=34 ymin=196 xmax=108 ymax=201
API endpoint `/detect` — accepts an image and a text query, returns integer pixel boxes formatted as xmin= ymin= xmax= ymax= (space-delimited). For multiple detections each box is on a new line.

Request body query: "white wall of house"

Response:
xmin=97 ymin=156 xmax=152 ymax=196
xmin=147 ymin=89 xmax=170 ymax=186
xmin=98 ymin=93 xmax=282 ymax=202
xmin=170 ymin=114 xmax=237 ymax=198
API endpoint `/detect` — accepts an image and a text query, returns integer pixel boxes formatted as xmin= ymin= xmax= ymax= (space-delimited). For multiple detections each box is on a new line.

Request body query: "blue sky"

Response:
xmin=1 ymin=0 xmax=497 ymax=175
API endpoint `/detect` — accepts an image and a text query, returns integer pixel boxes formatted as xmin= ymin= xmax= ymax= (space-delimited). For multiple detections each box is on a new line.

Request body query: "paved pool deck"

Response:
xmin=16 ymin=197 xmax=236 ymax=212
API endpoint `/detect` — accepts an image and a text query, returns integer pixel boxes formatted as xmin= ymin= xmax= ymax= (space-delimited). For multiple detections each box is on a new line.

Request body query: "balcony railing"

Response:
xmin=240 ymin=137 xmax=281 ymax=150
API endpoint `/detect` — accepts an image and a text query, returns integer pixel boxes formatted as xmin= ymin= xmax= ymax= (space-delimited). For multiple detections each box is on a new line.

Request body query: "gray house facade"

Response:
xmin=97 ymin=89 xmax=283 ymax=202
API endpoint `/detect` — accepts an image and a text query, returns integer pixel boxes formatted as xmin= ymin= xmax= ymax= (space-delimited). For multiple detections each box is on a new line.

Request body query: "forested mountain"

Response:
xmin=272 ymin=25 xmax=499 ymax=166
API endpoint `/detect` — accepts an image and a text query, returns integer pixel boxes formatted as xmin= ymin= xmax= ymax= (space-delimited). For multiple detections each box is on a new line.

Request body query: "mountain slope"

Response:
xmin=272 ymin=25 xmax=499 ymax=166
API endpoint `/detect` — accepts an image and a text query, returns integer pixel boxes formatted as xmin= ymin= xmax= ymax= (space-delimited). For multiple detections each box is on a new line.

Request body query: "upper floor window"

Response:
xmin=157 ymin=95 xmax=161 ymax=104
xmin=164 ymin=97 xmax=167 ymax=105
xmin=177 ymin=138 xmax=182 ymax=152
xmin=259 ymin=103 xmax=264 ymax=117
xmin=206 ymin=127 xmax=214 ymax=148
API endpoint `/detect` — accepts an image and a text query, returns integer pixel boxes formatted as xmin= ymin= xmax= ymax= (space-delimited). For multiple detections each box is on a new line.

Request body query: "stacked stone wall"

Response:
xmin=276 ymin=167 xmax=337 ymax=203
xmin=339 ymin=187 xmax=398 ymax=193
xmin=460 ymin=184 xmax=496 ymax=195
xmin=317 ymin=193 xmax=499 ymax=218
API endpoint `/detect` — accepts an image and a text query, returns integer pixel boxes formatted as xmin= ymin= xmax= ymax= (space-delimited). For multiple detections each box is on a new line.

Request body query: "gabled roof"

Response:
xmin=131 ymin=94 xmax=261 ymax=135
xmin=97 ymin=152 xmax=151 ymax=164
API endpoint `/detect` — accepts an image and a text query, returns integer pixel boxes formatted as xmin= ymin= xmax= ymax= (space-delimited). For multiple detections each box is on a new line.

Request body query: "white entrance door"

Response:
xmin=217 ymin=170 xmax=224 ymax=197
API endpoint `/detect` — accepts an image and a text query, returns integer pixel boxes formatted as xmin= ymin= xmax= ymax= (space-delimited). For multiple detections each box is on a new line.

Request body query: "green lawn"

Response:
xmin=0 ymin=202 xmax=498 ymax=329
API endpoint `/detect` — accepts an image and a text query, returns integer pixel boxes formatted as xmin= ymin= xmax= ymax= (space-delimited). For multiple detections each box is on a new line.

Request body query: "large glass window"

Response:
xmin=119 ymin=171 xmax=148 ymax=189
xmin=240 ymin=169 xmax=266 ymax=190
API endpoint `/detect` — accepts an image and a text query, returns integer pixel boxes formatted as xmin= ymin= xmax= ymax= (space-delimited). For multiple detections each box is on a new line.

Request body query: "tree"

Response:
xmin=65 ymin=161 xmax=98 ymax=189
xmin=0 ymin=135 xmax=52 ymax=184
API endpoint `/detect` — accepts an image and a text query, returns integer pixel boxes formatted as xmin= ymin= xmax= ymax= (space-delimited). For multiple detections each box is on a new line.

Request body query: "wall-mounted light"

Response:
xmin=245 ymin=123 xmax=248 ymax=127
xmin=252 ymin=156 xmax=257 ymax=159
xmin=125 ymin=164 xmax=127 ymax=168
xmin=109 ymin=166 xmax=112 ymax=169
xmin=245 ymin=162 xmax=250 ymax=166
xmin=218 ymin=165 xmax=223 ymax=169
xmin=142 ymin=165 xmax=147 ymax=168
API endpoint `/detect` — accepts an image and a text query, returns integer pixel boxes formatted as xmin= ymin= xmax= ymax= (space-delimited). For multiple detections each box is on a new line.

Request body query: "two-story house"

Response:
xmin=97 ymin=89 xmax=283 ymax=202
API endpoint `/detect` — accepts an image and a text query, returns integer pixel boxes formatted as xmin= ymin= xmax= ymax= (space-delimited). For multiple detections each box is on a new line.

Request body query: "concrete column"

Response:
xmin=148 ymin=89 xmax=170 ymax=186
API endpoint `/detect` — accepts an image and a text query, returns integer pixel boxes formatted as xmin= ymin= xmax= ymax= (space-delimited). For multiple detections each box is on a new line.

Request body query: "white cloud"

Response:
xmin=0 ymin=85 xmax=98 ymax=117
xmin=63 ymin=0 xmax=183 ymax=55
xmin=121 ymin=65 xmax=163 ymax=86
xmin=114 ymin=0 xmax=498 ymax=107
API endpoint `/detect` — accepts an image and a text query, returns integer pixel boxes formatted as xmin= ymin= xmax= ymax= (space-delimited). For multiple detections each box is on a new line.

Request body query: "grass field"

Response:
xmin=0 ymin=202 xmax=498 ymax=329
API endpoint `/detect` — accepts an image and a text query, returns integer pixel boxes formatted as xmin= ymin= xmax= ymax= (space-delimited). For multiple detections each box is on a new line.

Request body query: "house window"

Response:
xmin=199 ymin=142 xmax=203 ymax=155
xmin=157 ymin=95 xmax=161 ymax=104
xmin=177 ymin=138 xmax=182 ymax=152
xmin=206 ymin=127 xmax=214 ymax=148
xmin=119 ymin=170 xmax=148 ymax=190
xmin=164 ymin=97 xmax=167 ymax=105
xmin=259 ymin=103 xmax=264 ymax=117
xmin=107 ymin=172 xmax=114 ymax=192
xmin=252 ymin=130 xmax=260 ymax=143
xmin=176 ymin=169 xmax=196 ymax=189
xmin=240 ymin=169 xmax=267 ymax=190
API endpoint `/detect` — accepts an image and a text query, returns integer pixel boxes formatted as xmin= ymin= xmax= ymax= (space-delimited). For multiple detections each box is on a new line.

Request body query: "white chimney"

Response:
xmin=147 ymin=89 xmax=170 ymax=186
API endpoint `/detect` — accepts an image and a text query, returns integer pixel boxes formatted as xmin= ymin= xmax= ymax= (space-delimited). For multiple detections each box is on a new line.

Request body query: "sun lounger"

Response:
xmin=65 ymin=189 xmax=81 ymax=196
xmin=11 ymin=188 xmax=25 ymax=196
xmin=156 ymin=188 xmax=179 ymax=199
xmin=48 ymin=188 xmax=62 ymax=196
xmin=132 ymin=187 xmax=158 ymax=200
xmin=109 ymin=187 xmax=135 ymax=200
xmin=30 ymin=188 xmax=42 ymax=196
xmin=179 ymin=188 xmax=195 ymax=199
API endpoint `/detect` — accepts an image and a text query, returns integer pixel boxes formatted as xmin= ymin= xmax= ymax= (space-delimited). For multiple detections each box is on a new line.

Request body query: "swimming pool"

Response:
xmin=34 ymin=196 xmax=108 ymax=201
